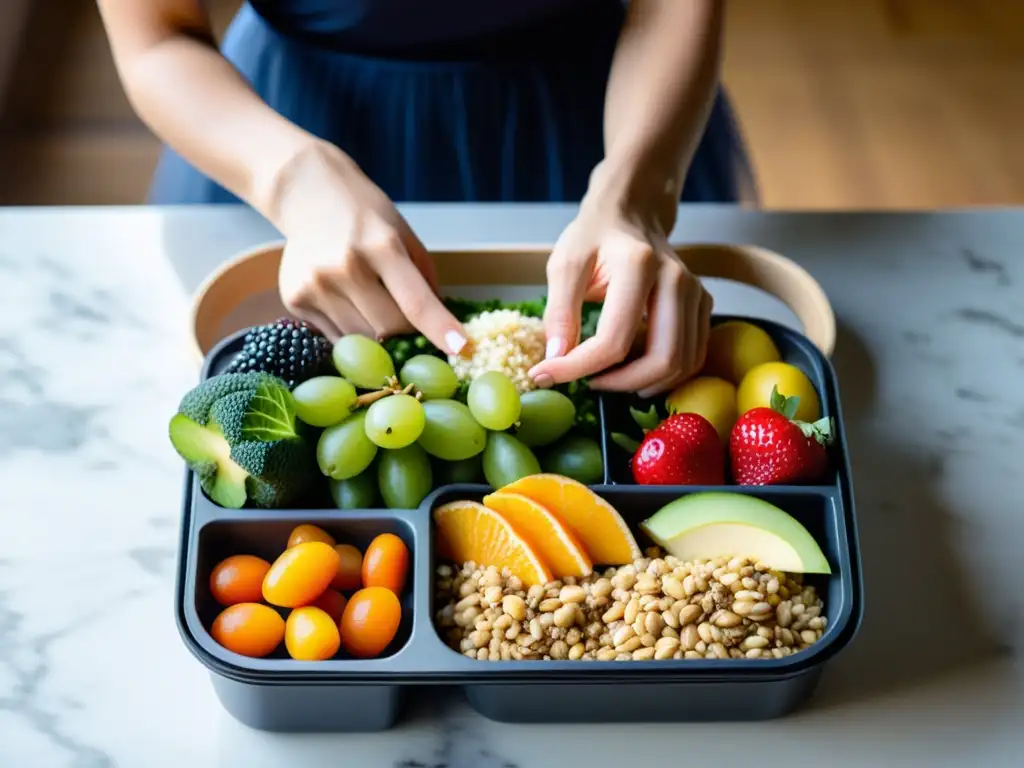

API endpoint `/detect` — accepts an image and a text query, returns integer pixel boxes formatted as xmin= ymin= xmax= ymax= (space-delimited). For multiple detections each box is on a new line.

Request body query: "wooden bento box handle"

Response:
xmin=190 ymin=241 xmax=836 ymax=365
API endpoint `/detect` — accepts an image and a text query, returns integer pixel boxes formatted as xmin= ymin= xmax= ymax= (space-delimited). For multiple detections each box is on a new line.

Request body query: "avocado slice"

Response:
xmin=169 ymin=413 xmax=249 ymax=509
xmin=640 ymin=492 xmax=832 ymax=574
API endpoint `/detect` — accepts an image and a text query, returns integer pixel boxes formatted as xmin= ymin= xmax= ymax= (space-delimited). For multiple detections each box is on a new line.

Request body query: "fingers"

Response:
xmin=530 ymin=242 xmax=655 ymax=385
xmin=538 ymin=230 xmax=594 ymax=363
xmin=398 ymin=217 xmax=441 ymax=294
xmin=589 ymin=255 xmax=685 ymax=393
xmin=636 ymin=281 xmax=712 ymax=398
xmin=692 ymin=289 xmax=713 ymax=371
xmin=374 ymin=240 xmax=468 ymax=356
xmin=295 ymin=306 xmax=344 ymax=344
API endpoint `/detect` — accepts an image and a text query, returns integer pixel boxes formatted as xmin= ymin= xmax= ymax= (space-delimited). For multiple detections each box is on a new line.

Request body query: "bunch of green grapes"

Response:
xmin=382 ymin=297 xmax=604 ymax=436
xmin=292 ymin=334 xmax=605 ymax=511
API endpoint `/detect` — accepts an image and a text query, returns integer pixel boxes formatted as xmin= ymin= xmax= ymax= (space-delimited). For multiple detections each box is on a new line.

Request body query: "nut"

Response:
xmin=559 ymin=585 xmax=586 ymax=604
xmin=612 ymin=625 xmax=636 ymax=647
xmin=678 ymin=604 xmax=703 ymax=626
xmin=661 ymin=576 xmax=684 ymax=600
xmin=553 ymin=604 xmax=577 ymax=628
xmin=624 ymin=598 xmax=640 ymax=626
xmin=714 ymin=611 xmax=742 ymax=628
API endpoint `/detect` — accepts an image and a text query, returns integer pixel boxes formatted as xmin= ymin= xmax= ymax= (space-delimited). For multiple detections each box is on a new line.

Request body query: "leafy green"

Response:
xmin=169 ymin=372 xmax=315 ymax=508
xmin=243 ymin=379 xmax=300 ymax=442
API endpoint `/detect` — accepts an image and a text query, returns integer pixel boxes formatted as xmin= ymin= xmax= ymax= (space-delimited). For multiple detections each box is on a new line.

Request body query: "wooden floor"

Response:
xmin=0 ymin=0 xmax=1021 ymax=208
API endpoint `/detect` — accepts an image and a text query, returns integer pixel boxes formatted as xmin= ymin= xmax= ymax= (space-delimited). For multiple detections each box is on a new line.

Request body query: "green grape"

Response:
xmin=482 ymin=432 xmax=541 ymax=488
xmin=332 ymin=334 xmax=395 ymax=389
xmin=467 ymin=371 xmax=521 ymax=431
xmin=292 ymin=376 xmax=357 ymax=427
xmin=363 ymin=394 xmax=425 ymax=449
xmin=514 ymin=389 xmax=576 ymax=447
xmin=316 ymin=410 xmax=378 ymax=480
xmin=399 ymin=355 xmax=459 ymax=400
xmin=540 ymin=435 xmax=603 ymax=485
xmin=329 ymin=470 xmax=379 ymax=509
xmin=433 ymin=454 xmax=484 ymax=486
xmin=417 ymin=399 xmax=487 ymax=461
xmin=378 ymin=443 xmax=433 ymax=509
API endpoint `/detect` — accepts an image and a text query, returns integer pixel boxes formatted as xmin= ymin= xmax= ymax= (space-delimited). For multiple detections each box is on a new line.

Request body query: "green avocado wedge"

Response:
xmin=640 ymin=492 xmax=832 ymax=575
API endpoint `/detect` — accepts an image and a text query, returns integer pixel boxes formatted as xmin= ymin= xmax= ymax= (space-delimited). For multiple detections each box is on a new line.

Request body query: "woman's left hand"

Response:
xmin=528 ymin=190 xmax=712 ymax=398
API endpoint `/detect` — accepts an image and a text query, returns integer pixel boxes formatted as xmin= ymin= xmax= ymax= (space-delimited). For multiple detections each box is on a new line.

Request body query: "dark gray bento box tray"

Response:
xmin=174 ymin=316 xmax=864 ymax=732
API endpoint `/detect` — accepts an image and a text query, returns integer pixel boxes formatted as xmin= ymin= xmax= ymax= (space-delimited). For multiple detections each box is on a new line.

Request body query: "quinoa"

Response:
xmin=448 ymin=309 xmax=546 ymax=393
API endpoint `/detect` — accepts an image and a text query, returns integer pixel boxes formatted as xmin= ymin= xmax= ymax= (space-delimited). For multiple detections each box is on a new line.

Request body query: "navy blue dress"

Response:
xmin=149 ymin=0 xmax=754 ymax=205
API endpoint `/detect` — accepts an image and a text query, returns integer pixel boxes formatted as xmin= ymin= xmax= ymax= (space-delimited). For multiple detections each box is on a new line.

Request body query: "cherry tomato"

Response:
xmin=262 ymin=541 xmax=340 ymax=608
xmin=332 ymin=543 xmax=363 ymax=592
xmin=209 ymin=554 xmax=271 ymax=607
xmin=285 ymin=606 xmax=341 ymax=661
xmin=211 ymin=603 xmax=284 ymax=658
xmin=339 ymin=586 xmax=402 ymax=658
xmin=310 ymin=588 xmax=348 ymax=622
xmin=361 ymin=533 xmax=409 ymax=595
xmin=288 ymin=524 xmax=335 ymax=549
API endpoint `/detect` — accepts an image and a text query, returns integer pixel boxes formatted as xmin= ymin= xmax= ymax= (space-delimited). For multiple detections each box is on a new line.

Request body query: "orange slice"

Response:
xmin=481 ymin=491 xmax=593 ymax=579
xmin=499 ymin=474 xmax=642 ymax=566
xmin=433 ymin=500 xmax=553 ymax=587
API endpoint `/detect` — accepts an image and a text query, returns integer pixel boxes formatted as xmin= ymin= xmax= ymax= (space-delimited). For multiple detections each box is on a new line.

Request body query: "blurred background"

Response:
xmin=0 ymin=0 xmax=1020 ymax=209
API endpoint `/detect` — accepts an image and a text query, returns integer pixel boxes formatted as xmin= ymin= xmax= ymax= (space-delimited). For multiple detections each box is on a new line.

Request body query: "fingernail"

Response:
xmin=532 ymin=373 xmax=554 ymax=389
xmin=546 ymin=336 xmax=565 ymax=360
xmin=445 ymin=330 xmax=467 ymax=356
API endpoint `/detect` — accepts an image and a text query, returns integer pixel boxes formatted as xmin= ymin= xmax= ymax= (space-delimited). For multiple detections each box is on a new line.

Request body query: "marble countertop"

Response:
xmin=1 ymin=204 xmax=1022 ymax=767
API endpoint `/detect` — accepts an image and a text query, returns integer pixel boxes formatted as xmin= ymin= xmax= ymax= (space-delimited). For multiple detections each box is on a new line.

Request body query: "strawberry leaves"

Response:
xmin=611 ymin=432 xmax=641 ymax=453
xmin=610 ymin=404 xmax=663 ymax=454
xmin=630 ymin=405 xmax=661 ymax=432
xmin=768 ymin=385 xmax=835 ymax=448
xmin=796 ymin=417 xmax=835 ymax=447
xmin=769 ymin=385 xmax=801 ymax=420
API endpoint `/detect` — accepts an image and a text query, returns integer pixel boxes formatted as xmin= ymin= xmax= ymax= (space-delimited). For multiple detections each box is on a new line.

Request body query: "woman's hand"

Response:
xmin=528 ymin=183 xmax=712 ymax=398
xmin=276 ymin=143 xmax=467 ymax=355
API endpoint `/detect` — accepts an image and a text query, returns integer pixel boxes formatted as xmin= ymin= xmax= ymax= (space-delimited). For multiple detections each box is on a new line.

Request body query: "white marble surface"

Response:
xmin=1 ymin=204 xmax=1022 ymax=767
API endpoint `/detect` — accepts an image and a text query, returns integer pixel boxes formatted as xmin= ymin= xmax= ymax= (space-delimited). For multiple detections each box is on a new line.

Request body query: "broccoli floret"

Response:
xmin=169 ymin=372 xmax=315 ymax=509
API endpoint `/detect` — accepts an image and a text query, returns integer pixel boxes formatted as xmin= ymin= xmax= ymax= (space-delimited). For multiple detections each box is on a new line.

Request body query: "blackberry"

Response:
xmin=224 ymin=318 xmax=332 ymax=388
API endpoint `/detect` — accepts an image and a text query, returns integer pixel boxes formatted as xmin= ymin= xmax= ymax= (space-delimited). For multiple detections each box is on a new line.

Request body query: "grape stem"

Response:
xmin=354 ymin=377 xmax=422 ymax=408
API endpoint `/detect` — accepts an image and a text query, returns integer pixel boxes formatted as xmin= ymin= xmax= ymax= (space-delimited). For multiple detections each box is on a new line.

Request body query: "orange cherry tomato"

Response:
xmin=285 ymin=606 xmax=341 ymax=661
xmin=361 ymin=533 xmax=409 ymax=595
xmin=339 ymin=586 xmax=402 ymax=659
xmin=211 ymin=603 xmax=285 ymax=658
xmin=209 ymin=554 xmax=272 ymax=607
xmin=332 ymin=543 xmax=363 ymax=592
xmin=287 ymin=524 xmax=335 ymax=549
xmin=310 ymin=588 xmax=348 ymax=622
xmin=262 ymin=541 xmax=340 ymax=608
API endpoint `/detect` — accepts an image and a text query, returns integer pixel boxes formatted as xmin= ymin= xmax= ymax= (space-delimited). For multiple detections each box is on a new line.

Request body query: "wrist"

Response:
xmin=258 ymin=138 xmax=360 ymax=236
xmin=583 ymin=151 xmax=683 ymax=235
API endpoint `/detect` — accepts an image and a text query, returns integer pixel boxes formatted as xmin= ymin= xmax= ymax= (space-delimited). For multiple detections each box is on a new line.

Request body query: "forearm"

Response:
xmin=589 ymin=0 xmax=726 ymax=223
xmin=97 ymin=0 xmax=330 ymax=229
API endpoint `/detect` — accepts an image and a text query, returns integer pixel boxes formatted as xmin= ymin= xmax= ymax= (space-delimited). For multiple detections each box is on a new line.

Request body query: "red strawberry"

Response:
xmin=729 ymin=387 xmax=834 ymax=485
xmin=631 ymin=412 xmax=725 ymax=485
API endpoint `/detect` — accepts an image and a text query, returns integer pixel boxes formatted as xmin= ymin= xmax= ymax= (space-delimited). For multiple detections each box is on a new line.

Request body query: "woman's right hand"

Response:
xmin=275 ymin=142 xmax=468 ymax=355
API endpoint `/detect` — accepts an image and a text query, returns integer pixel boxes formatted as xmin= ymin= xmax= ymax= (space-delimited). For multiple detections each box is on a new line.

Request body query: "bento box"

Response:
xmin=173 ymin=242 xmax=863 ymax=732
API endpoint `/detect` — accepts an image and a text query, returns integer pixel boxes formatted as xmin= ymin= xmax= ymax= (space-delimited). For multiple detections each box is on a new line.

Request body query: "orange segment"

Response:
xmin=499 ymin=474 xmax=642 ymax=566
xmin=482 ymin=491 xmax=593 ymax=579
xmin=433 ymin=500 xmax=553 ymax=587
